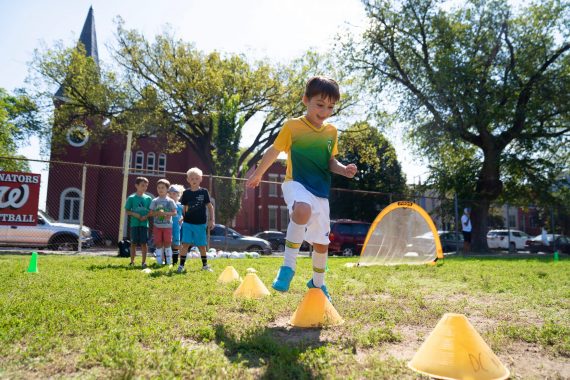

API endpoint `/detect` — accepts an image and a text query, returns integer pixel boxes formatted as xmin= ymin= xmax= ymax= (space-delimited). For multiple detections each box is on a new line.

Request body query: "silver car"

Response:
xmin=0 ymin=210 xmax=93 ymax=251
xmin=209 ymin=224 xmax=272 ymax=254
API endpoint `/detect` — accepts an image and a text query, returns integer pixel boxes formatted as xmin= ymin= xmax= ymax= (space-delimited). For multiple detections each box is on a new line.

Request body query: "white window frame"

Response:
xmin=268 ymin=205 xmax=278 ymax=230
xmin=268 ymin=174 xmax=278 ymax=197
xmin=134 ymin=151 xmax=144 ymax=173
xmin=158 ymin=153 xmax=166 ymax=173
xmin=280 ymin=206 xmax=289 ymax=232
xmin=146 ymin=152 xmax=156 ymax=173
xmin=59 ymin=188 xmax=82 ymax=223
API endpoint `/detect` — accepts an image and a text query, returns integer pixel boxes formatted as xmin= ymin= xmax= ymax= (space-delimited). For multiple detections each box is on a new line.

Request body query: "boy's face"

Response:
xmin=303 ymin=94 xmax=336 ymax=127
xmin=157 ymin=183 xmax=168 ymax=196
xmin=187 ymin=173 xmax=202 ymax=188
xmin=135 ymin=181 xmax=148 ymax=194
xmin=168 ymin=191 xmax=180 ymax=202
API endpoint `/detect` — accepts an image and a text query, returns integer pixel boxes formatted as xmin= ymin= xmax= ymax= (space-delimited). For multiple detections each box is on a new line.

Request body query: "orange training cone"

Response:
xmin=233 ymin=268 xmax=270 ymax=299
xmin=218 ymin=266 xmax=241 ymax=284
xmin=289 ymin=288 xmax=344 ymax=328
xmin=408 ymin=313 xmax=509 ymax=380
xmin=27 ymin=252 xmax=39 ymax=273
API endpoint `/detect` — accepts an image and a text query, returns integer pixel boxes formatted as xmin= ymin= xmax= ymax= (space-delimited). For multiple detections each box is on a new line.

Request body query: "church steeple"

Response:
xmin=78 ymin=6 xmax=99 ymax=65
xmin=55 ymin=6 xmax=99 ymax=98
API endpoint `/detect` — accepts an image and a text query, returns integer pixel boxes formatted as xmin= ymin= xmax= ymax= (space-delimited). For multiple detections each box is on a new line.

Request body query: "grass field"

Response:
xmin=0 ymin=253 xmax=568 ymax=379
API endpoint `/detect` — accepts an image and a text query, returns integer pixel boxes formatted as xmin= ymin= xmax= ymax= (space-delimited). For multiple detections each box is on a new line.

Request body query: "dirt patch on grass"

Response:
xmin=503 ymin=341 xmax=570 ymax=379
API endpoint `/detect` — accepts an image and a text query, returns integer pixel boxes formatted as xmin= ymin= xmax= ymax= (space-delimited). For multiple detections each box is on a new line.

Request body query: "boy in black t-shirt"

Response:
xmin=177 ymin=167 xmax=215 ymax=272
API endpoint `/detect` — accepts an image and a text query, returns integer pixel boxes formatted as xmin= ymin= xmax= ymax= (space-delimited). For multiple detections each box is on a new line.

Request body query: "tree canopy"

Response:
xmin=331 ymin=121 xmax=407 ymax=221
xmin=0 ymin=88 xmax=42 ymax=172
xmin=343 ymin=0 xmax=570 ymax=249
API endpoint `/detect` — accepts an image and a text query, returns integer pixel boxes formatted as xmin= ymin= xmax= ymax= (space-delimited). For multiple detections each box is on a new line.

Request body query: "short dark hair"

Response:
xmin=305 ymin=76 xmax=340 ymax=102
xmin=157 ymin=179 xmax=171 ymax=188
xmin=135 ymin=177 xmax=149 ymax=185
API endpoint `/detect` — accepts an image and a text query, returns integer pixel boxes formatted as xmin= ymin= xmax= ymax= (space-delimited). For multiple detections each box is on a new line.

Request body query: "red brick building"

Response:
xmin=46 ymin=7 xmax=285 ymax=241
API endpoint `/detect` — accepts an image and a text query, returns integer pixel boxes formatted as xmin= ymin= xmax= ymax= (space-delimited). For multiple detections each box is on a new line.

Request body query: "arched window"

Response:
xmin=135 ymin=151 xmax=144 ymax=173
xmin=158 ymin=153 xmax=166 ymax=173
xmin=147 ymin=152 xmax=156 ymax=173
xmin=59 ymin=188 xmax=81 ymax=223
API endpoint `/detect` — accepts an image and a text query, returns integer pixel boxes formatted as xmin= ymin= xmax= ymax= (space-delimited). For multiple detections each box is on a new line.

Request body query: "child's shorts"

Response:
xmin=153 ymin=226 xmax=173 ymax=246
xmin=282 ymin=180 xmax=330 ymax=246
xmin=172 ymin=223 xmax=181 ymax=246
xmin=130 ymin=227 xmax=148 ymax=245
xmin=181 ymin=222 xmax=208 ymax=246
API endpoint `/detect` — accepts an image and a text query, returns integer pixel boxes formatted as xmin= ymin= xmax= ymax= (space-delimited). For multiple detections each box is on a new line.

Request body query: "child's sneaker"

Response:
xmin=201 ymin=264 xmax=213 ymax=272
xmin=141 ymin=263 xmax=147 ymax=269
xmin=272 ymin=266 xmax=295 ymax=292
xmin=176 ymin=265 xmax=185 ymax=273
xmin=129 ymin=262 xmax=134 ymax=267
xmin=307 ymin=279 xmax=332 ymax=303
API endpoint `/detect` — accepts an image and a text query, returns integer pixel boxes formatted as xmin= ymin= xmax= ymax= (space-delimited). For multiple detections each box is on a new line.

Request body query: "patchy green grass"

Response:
xmin=0 ymin=254 xmax=568 ymax=379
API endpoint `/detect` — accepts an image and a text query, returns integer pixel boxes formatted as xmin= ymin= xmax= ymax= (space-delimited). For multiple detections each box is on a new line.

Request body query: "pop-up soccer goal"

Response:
xmin=358 ymin=201 xmax=444 ymax=266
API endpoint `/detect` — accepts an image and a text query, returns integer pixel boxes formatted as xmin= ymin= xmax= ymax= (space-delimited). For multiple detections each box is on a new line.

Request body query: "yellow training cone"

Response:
xmin=289 ymin=288 xmax=344 ymax=328
xmin=233 ymin=268 xmax=270 ymax=299
xmin=218 ymin=266 xmax=241 ymax=284
xmin=408 ymin=313 xmax=509 ymax=380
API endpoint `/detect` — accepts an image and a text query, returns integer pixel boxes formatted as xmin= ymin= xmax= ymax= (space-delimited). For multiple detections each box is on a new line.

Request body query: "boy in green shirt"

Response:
xmin=124 ymin=177 xmax=152 ymax=268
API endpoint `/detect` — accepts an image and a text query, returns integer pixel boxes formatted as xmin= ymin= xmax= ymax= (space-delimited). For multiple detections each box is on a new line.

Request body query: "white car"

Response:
xmin=487 ymin=229 xmax=530 ymax=251
xmin=0 ymin=210 xmax=93 ymax=251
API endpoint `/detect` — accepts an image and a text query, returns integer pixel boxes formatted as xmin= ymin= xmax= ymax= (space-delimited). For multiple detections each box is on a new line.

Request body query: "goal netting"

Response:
xmin=358 ymin=201 xmax=443 ymax=266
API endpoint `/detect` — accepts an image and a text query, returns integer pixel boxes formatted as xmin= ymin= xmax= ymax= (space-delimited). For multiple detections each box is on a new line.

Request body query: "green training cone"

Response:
xmin=27 ymin=252 xmax=39 ymax=273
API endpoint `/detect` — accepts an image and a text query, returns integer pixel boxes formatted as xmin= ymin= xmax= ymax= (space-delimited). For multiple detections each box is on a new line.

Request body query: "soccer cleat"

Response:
xmin=307 ymin=279 xmax=332 ymax=303
xmin=202 ymin=264 xmax=213 ymax=272
xmin=272 ymin=266 xmax=295 ymax=292
xmin=141 ymin=263 xmax=147 ymax=269
xmin=176 ymin=265 xmax=185 ymax=273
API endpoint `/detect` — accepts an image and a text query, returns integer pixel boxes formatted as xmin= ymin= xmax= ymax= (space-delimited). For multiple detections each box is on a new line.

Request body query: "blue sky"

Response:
xmin=1 ymin=0 xmax=428 ymax=189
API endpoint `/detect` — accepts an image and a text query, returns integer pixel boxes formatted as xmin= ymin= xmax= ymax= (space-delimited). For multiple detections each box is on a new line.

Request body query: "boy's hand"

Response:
xmin=246 ymin=174 xmax=262 ymax=188
xmin=208 ymin=220 xmax=215 ymax=229
xmin=345 ymin=164 xmax=357 ymax=178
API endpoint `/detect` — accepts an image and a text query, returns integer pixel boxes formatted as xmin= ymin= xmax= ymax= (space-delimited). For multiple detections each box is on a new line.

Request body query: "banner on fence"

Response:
xmin=0 ymin=171 xmax=41 ymax=225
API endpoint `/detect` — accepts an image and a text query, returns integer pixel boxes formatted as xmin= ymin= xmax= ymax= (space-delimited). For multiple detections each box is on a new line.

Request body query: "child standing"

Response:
xmin=246 ymin=76 xmax=357 ymax=301
xmin=149 ymin=179 xmax=178 ymax=265
xmin=167 ymin=184 xmax=185 ymax=264
xmin=125 ymin=177 xmax=153 ymax=268
xmin=177 ymin=167 xmax=215 ymax=273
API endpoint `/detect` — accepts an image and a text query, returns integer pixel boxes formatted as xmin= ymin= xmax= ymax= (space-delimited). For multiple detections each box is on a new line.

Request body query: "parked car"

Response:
xmin=410 ymin=231 xmax=464 ymax=254
xmin=0 ymin=210 xmax=93 ymax=251
xmin=525 ymin=234 xmax=570 ymax=254
xmin=487 ymin=229 xmax=530 ymax=251
xmin=253 ymin=231 xmax=311 ymax=252
xmin=328 ymin=219 xmax=371 ymax=256
xmin=210 ymin=224 xmax=272 ymax=254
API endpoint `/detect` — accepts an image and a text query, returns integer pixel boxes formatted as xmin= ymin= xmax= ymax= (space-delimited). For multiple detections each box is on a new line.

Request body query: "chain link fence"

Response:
xmin=0 ymin=156 xmax=567 ymax=253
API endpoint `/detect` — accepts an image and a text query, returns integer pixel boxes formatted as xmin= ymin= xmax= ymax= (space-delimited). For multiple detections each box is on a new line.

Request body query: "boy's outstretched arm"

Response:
xmin=246 ymin=147 xmax=280 ymax=188
xmin=329 ymin=158 xmax=357 ymax=178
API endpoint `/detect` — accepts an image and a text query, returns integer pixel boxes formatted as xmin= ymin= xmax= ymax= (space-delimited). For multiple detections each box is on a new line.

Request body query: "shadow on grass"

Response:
xmin=214 ymin=324 xmax=326 ymax=380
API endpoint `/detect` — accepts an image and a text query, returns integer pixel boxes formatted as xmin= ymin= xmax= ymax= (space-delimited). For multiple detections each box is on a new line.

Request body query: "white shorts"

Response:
xmin=282 ymin=181 xmax=330 ymax=245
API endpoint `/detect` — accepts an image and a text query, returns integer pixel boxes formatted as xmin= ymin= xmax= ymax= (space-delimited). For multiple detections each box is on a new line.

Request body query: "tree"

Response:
xmin=31 ymin=19 xmax=361 ymax=233
xmin=343 ymin=0 xmax=570 ymax=250
xmin=212 ymin=94 xmax=245 ymax=227
xmin=0 ymin=88 xmax=42 ymax=172
xmin=330 ymin=121 xmax=407 ymax=221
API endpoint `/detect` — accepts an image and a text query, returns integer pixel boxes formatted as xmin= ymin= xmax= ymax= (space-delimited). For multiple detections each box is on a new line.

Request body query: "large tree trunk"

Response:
xmin=471 ymin=148 xmax=503 ymax=251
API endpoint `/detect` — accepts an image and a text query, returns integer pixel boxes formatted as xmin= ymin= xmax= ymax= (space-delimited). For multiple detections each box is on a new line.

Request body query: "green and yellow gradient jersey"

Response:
xmin=273 ymin=116 xmax=338 ymax=198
